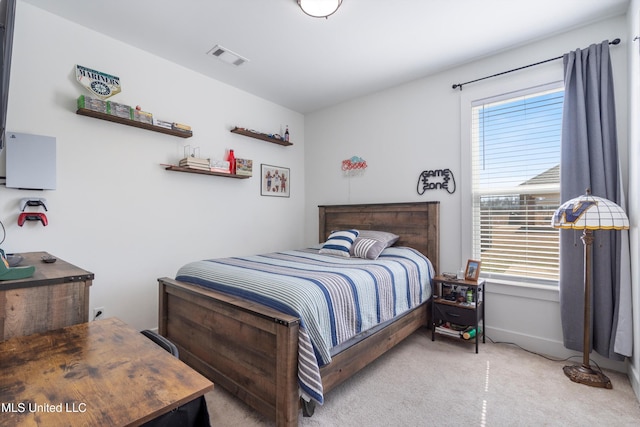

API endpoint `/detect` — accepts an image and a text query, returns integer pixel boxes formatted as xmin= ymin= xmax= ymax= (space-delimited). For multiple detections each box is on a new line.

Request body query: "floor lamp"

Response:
xmin=552 ymin=189 xmax=629 ymax=389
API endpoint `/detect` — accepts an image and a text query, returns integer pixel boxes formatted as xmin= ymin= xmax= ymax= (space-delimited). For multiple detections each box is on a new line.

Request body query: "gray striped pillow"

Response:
xmin=351 ymin=238 xmax=386 ymax=260
xmin=357 ymin=230 xmax=399 ymax=247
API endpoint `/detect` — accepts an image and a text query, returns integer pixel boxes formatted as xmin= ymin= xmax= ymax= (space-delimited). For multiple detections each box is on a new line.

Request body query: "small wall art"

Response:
xmin=342 ymin=156 xmax=367 ymax=177
xmin=261 ymin=164 xmax=290 ymax=197
xmin=416 ymin=168 xmax=456 ymax=194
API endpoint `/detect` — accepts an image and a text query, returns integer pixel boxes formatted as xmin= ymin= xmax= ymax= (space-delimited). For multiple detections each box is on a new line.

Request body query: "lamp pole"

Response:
xmin=580 ymin=229 xmax=593 ymax=370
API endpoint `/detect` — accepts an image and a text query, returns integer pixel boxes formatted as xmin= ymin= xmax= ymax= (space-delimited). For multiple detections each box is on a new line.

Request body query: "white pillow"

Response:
xmin=319 ymin=229 xmax=359 ymax=257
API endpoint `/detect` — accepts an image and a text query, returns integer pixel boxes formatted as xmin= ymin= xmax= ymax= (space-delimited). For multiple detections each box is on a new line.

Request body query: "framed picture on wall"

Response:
xmin=465 ymin=259 xmax=481 ymax=281
xmin=261 ymin=164 xmax=290 ymax=197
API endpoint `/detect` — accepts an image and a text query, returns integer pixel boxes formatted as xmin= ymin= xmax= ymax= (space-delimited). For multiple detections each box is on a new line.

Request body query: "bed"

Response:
xmin=158 ymin=201 xmax=439 ymax=426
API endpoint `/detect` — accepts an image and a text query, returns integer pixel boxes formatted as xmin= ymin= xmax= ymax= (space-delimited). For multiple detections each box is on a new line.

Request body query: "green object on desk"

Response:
xmin=0 ymin=249 xmax=35 ymax=280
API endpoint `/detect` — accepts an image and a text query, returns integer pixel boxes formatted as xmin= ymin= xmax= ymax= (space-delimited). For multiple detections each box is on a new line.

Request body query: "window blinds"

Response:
xmin=471 ymin=87 xmax=563 ymax=282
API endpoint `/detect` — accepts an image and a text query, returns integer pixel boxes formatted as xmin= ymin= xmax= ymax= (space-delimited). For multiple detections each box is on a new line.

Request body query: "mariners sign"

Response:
xmin=75 ymin=65 xmax=121 ymax=99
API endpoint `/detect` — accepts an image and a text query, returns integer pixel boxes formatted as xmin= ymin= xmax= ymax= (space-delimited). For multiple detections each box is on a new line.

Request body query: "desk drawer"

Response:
xmin=433 ymin=302 xmax=476 ymax=325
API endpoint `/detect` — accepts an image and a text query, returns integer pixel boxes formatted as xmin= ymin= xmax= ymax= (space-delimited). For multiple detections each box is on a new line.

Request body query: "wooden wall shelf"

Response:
xmin=230 ymin=127 xmax=292 ymax=146
xmin=164 ymin=165 xmax=250 ymax=179
xmin=76 ymin=108 xmax=193 ymax=138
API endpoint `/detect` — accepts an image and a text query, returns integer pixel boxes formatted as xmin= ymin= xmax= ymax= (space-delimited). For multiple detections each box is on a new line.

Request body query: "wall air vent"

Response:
xmin=207 ymin=45 xmax=248 ymax=67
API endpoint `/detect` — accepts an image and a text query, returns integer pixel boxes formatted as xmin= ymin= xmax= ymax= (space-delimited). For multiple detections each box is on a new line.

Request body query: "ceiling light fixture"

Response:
xmin=297 ymin=0 xmax=342 ymax=19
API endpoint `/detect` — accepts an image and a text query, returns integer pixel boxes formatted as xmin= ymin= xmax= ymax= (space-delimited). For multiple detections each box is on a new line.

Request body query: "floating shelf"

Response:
xmin=230 ymin=127 xmax=292 ymax=146
xmin=76 ymin=108 xmax=193 ymax=138
xmin=164 ymin=165 xmax=250 ymax=179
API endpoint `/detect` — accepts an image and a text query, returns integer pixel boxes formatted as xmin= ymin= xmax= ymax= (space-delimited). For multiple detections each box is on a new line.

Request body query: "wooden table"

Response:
xmin=0 ymin=251 xmax=94 ymax=341
xmin=0 ymin=317 xmax=214 ymax=426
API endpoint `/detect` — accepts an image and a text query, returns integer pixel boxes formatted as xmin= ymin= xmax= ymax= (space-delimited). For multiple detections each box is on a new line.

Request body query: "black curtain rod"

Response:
xmin=452 ymin=38 xmax=621 ymax=91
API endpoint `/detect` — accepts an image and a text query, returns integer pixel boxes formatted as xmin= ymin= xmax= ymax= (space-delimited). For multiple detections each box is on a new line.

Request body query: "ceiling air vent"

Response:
xmin=207 ymin=45 xmax=248 ymax=67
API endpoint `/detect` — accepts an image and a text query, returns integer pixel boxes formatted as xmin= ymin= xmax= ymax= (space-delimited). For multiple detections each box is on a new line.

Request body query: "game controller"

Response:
xmin=19 ymin=197 xmax=48 ymax=211
xmin=17 ymin=212 xmax=48 ymax=226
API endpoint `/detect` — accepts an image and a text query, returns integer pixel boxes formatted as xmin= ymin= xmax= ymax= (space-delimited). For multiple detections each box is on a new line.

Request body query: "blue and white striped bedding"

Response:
xmin=175 ymin=246 xmax=434 ymax=405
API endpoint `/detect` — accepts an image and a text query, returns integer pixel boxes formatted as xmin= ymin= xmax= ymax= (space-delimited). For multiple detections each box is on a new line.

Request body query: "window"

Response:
xmin=471 ymin=85 xmax=563 ymax=282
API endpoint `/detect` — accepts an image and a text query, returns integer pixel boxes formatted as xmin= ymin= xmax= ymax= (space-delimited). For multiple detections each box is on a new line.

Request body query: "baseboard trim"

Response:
xmin=628 ymin=361 xmax=640 ymax=403
xmin=486 ymin=326 xmax=628 ymax=373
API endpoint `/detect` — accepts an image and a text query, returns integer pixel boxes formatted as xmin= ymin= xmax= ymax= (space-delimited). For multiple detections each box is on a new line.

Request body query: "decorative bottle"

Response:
xmin=284 ymin=126 xmax=289 ymax=142
xmin=228 ymin=149 xmax=236 ymax=174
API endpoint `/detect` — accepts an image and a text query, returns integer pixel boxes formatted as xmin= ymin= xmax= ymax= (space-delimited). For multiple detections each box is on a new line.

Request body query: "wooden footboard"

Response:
xmin=158 ymin=277 xmax=300 ymax=426
xmin=159 ymin=277 xmax=429 ymax=426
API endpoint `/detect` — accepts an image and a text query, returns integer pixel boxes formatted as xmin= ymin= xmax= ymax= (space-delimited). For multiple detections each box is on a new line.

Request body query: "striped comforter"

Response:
xmin=175 ymin=246 xmax=434 ymax=405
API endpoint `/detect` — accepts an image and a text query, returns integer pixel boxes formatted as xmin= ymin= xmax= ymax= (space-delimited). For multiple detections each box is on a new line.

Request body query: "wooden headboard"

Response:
xmin=318 ymin=201 xmax=440 ymax=274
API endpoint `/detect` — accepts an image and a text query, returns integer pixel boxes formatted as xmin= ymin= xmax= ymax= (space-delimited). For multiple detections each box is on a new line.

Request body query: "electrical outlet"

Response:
xmin=92 ymin=307 xmax=105 ymax=321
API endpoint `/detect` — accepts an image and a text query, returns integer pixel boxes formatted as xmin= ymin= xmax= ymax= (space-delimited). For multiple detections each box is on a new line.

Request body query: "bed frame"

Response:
xmin=158 ymin=201 xmax=439 ymax=426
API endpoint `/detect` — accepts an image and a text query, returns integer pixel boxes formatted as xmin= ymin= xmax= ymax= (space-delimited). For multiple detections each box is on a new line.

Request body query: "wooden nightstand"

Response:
xmin=0 ymin=251 xmax=94 ymax=341
xmin=431 ymin=275 xmax=485 ymax=353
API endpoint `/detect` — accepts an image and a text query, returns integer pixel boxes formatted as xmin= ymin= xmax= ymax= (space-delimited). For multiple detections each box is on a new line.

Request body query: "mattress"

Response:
xmin=175 ymin=246 xmax=434 ymax=405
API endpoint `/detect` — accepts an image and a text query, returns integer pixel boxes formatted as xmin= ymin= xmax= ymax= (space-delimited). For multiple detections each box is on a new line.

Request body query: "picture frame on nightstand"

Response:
xmin=465 ymin=259 xmax=481 ymax=281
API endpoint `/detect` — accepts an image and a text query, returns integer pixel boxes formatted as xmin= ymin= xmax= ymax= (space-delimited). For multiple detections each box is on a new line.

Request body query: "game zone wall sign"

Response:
xmin=417 ymin=168 xmax=456 ymax=194
xmin=76 ymin=65 xmax=121 ymax=99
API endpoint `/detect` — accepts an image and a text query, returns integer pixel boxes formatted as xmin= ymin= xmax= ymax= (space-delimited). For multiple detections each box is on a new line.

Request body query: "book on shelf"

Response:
xmin=179 ymin=157 xmax=209 ymax=167
xmin=172 ymin=122 xmax=192 ymax=131
xmin=107 ymin=101 xmax=131 ymax=119
xmin=77 ymin=95 xmax=107 ymax=113
xmin=179 ymin=161 xmax=209 ymax=168
xmin=132 ymin=109 xmax=153 ymax=124
xmin=210 ymin=159 xmax=230 ymax=174
xmin=178 ymin=164 xmax=210 ymax=171
xmin=235 ymin=158 xmax=253 ymax=176
xmin=153 ymin=119 xmax=173 ymax=129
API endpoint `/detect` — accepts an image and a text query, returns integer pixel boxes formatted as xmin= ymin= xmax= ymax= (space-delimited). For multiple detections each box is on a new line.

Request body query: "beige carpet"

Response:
xmin=204 ymin=329 xmax=640 ymax=426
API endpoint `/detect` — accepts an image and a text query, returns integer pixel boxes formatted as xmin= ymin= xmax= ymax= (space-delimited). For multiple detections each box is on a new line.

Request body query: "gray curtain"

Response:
xmin=560 ymin=40 xmax=631 ymax=359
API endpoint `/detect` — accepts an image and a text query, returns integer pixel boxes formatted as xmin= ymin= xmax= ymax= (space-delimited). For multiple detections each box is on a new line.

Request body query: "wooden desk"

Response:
xmin=0 ymin=317 xmax=214 ymax=426
xmin=0 ymin=251 xmax=94 ymax=341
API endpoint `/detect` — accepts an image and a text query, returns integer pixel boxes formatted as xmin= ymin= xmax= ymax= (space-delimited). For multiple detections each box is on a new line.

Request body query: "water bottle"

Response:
xmin=228 ymin=149 xmax=236 ymax=174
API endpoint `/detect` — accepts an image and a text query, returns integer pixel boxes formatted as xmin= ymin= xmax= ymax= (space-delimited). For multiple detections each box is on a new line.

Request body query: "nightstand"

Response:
xmin=431 ymin=275 xmax=485 ymax=353
xmin=0 ymin=251 xmax=94 ymax=341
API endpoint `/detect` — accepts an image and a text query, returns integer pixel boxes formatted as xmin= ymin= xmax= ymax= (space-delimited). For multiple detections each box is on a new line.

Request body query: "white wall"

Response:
xmin=304 ymin=16 xmax=631 ymax=374
xmin=625 ymin=0 xmax=640 ymax=403
xmin=0 ymin=2 xmax=305 ymax=330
